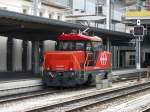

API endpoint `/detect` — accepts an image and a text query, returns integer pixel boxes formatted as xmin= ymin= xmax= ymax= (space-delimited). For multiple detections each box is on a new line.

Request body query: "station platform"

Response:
xmin=0 ymin=68 xmax=148 ymax=82
xmin=113 ymin=68 xmax=148 ymax=74
xmin=0 ymin=78 xmax=42 ymax=90
xmin=0 ymin=72 xmax=41 ymax=82
xmin=0 ymin=72 xmax=42 ymax=91
xmin=0 ymin=68 xmax=148 ymax=91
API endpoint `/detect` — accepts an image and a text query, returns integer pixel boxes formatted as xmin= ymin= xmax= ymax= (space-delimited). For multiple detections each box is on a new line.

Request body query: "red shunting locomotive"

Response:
xmin=42 ymin=33 xmax=112 ymax=87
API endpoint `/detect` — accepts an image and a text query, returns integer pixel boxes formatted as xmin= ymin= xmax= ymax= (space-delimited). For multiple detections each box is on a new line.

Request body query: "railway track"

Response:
xmin=0 ymin=84 xmax=94 ymax=106
xmin=0 ymin=70 xmax=148 ymax=112
xmin=0 ymin=79 xmax=148 ymax=111
xmin=0 ymin=76 xmax=145 ymax=106
xmin=0 ymin=68 xmax=146 ymax=97
xmin=25 ymin=80 xmax=150 ymax=112
xmin=0 ymin=78 xmax=43 ymax=97
xmin=0 ymin=72 xmax=143 ymax=102
xmin=0 ymin=88 xmax=59 ymax=104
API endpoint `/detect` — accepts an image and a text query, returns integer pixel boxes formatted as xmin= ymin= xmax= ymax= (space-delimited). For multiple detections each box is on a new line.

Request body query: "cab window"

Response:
xmin=92 ymin=41 xmax=102 ymax=51
xmin=58 ymin=41 xmax=75 ymax=51
xmin=76 ymin=42 xmax=84 ymax=50
xmin=86 ymin=42 xmax=92 ymax=51
xmin=57 ymin=41 xmax=85 ymax=51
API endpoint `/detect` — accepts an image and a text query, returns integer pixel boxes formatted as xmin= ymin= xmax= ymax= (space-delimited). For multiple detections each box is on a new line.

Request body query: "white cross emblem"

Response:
xmin=100 ymin=53 xmax=107 ymax=65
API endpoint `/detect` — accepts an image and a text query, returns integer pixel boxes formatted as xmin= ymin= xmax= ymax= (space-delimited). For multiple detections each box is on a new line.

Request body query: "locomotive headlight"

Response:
xmin=70 ymin=68 xmax=73 ymax=71
xmin=47 ymin=67 xmax=50 ymax=71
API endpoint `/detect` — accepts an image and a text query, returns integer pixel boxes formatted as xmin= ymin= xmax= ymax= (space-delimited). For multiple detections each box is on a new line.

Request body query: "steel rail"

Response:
xmin=0 ymin=85 xmax=44 ymax=98
xmin=26 ymin=81 xmax=150 ymax=112
xmin=0 ymin=88 xmax=59 ymax=104
xmin=0 ymin=85 xmax=94 ymax=105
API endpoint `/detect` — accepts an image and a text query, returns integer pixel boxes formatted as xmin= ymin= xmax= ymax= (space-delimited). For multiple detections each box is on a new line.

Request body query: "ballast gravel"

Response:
xmin=0 ymin=79 xmax=147 ymax=112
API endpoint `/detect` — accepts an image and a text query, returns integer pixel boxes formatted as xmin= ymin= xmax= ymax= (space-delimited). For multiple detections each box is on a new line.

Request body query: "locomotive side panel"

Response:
xmin=96 ymin=51 xmax=112 ymax=70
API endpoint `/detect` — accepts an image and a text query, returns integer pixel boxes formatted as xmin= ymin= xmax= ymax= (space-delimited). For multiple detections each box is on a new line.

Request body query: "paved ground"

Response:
xmin=102 ymin=93 xmax=150 ymax=112
xmin=0 ymin=72 xmax=41 ymax=82
xmin=0 ymin=79 xmax=145 ymax=112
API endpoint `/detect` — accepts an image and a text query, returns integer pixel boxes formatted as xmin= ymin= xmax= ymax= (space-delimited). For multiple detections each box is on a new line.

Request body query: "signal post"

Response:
xmin=134 ymin=20 xmax=144 ymax=70
xmin=134 ymin=20 xmax=144 ymax=81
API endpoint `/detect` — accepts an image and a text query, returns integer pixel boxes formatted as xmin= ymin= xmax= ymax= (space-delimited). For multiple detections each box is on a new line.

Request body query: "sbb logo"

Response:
xmin=100 ymin=53 xmax=107 ymax=65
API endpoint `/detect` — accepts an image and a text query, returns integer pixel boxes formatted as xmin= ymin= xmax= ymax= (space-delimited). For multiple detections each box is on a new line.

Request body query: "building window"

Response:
xmin=39 ymin=12 xmax=43 ymax=17
xmin=129 ymin=55 xmax=135 ymax=65
xmin=95 ymin=5 xmax=102 ymax=16
xmin=49 ymin=13 xmax=52 ymax=19
xmin=23 ymin=9 xmax=27 ymax=14
xmin=58 ymin=15 xmax=61 ymax=20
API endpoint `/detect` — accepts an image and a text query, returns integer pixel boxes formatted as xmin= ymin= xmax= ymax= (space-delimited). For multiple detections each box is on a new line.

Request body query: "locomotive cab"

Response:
xmin=42 ymin=34 xmax=112 ymax=87
xmin=55 ymin=38 xmax=102 ymax=65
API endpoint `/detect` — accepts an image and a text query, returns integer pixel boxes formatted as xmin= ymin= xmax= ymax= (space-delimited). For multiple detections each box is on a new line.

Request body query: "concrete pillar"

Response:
xmin=12 ymin=39 xmax=22 ymax=71
xmin=0 ymin=36 xmax=7 ymax=71
xmin=32 ymin=41 xmax=40 ymax=74
xmin=43 ymin=40 xmax=55 ymax=52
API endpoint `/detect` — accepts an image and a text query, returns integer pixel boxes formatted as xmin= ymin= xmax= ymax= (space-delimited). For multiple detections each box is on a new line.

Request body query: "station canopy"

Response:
xmin=0 ymin=9 xmax=134 ymax=46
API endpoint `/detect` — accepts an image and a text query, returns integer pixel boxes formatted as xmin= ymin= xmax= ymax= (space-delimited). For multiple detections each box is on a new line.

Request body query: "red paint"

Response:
xmin=96 ymin=51 xmax=112 ymax=69
xmin=58 ymin=34 xmax=101 ymax=41
xmin=44 ymin=51 xmax=85 ymax=71
xmin=43 ymin=34 xmax=112 ymax=72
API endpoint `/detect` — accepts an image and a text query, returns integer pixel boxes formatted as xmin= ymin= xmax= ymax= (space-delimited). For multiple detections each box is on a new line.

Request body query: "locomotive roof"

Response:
xmin=57 ymin=34 xmax=102 ymax=42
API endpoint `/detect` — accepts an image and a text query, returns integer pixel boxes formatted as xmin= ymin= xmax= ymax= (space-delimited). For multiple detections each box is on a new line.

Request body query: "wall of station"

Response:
xmin=0 ymin=0 xmax=67 ymax=21
xmin=0 ymin=36 xmax=57 ymax=72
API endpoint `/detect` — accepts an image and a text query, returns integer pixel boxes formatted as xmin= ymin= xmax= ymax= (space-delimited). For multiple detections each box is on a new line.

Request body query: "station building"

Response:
xmin=123 ymin=0 xmax=150 ymax=68
xmin=66 ymin=0 xmax=150 ymax=69
xmin=0 ymin=0 xmax=145 ymax=78
xmin=0 ymin=0 xmax=70 ymax=74
xmin=66 ymin=0 xmax=136 ymax=69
